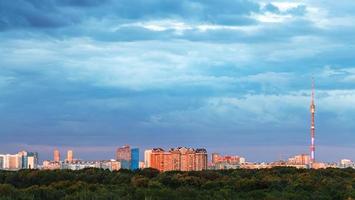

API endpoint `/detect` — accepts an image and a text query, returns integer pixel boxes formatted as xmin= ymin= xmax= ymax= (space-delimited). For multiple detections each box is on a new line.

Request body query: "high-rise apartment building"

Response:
xmin=131 ymin=148 xmax=139 ymax=170
xmin=116 ymin=145 xmax=131 ymax=161
xmin=54 ymin=149 xmax=60 ymax=162
xmin=18 ymin=150 xmax=28 ymax=169
xmin=67 ymin=150 xmax=73 ymax=162
xmin=195 ymin=149 xmax=208 ymax=171
xmin=0 ymin=154 xmax=22 ymax=170
xmin=27 ymin=152 xmax=38 ymax=169
xmin=150 ymin=147 xmax=207 ymax=172
xmin=116 ymin=145 xmax=132 ymax=169
xmin=144 ymin=149 xmax=152 ymax=168
xmin=0 ymin=151 xmax=38 ymax=170
xmin=8 ymin=154 xmax=22 ymax=170
xmin=179 ymin=147 xmax=196 ymax=171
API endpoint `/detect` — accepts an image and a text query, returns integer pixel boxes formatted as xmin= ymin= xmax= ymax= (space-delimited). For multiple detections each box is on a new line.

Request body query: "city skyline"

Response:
xmin=1 ymin=146 xmax=354 ymax=171
xmin=1 ymin=0 xmax=355 ymax=162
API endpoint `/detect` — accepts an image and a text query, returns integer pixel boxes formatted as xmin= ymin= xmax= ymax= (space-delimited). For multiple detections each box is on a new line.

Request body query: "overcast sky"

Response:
xmin=0 ymin=0 xmax=354 ymax=162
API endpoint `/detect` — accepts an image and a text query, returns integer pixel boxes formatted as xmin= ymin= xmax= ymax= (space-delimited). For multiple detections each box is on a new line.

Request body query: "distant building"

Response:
xmin=340 ymin=159 xmax=353 ymax=168
xmin=0 ymin=154 xmax=21 ymax=170
xmin=0 ymin=151 xmax=38 ymax=170
xmin=116 ymin=145 xmax=140 ymax=170
xmin=62 ymin=160 xmax=95 ymax=170
xmin=195 ymin=149 xmax=208 ymax=171
xmin=116 ymin=145 xmax=131 ymax=169
xmin=96 ymin=160 xmax=121 ymax=171
xmin=6 ymin=154 xmax=22 ymax=170
xmin=67 ymin=150 xmax=73 ymax=163
xmin=312 ymin=162 xmax=327 ymax=169
xmin=211 ymin=153 xmax=220 ymax=164
xmin=43 ymin=159 xmax=121 ymax=171
xmin=0 ymin=156 xmax=4 ymax=169
xmin=239 ymin=157 xmax=246 ymax=164
xmin=131 ymin=148 xmax=139 ymax=170
xmin=54 ymin=149 xmax=60 ymax=162
xmin=144 ymin=150 xmax=152 ymax=168
xmin=116 ymin=145 xmax=131 ymax=161
xmin=110 ymin=160 xmax=121 ymax=171
xmin=211 ymin=153 xmax=246 ymax=169
xmin=42 ymin=160 xmax=61 ymax=170
xmin=150 ymin=147 xmax=207 ymax=172
xmin=139 ymin=161 xmax=145 ymax=169
xmin=18 ymin=151 xmax=28 ymax=169
xmin=27 ymin=152 xmax=38 ymax=169
xmin=288 ymin=154 xmax=310 ymax=165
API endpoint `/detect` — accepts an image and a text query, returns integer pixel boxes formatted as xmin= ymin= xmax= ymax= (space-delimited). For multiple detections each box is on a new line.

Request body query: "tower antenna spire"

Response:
xmin=310 ymin=77 xmax=316 ymax=167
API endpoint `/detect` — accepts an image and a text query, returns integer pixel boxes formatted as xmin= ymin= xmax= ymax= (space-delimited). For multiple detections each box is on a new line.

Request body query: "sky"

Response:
xmin=0 ymin=0 xmax=355 ymax=162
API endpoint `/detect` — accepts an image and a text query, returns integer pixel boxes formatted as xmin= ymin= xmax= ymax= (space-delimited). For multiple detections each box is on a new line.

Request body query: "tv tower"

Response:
xmin=310 ymin=78 xmax=316 ymax=166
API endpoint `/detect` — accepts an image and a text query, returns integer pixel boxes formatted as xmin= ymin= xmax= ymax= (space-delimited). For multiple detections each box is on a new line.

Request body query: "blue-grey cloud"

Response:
xmin=0 ymin=0 xmax=354 ymax=161
xmin=0 ymin=0 xmax=260 ymax=31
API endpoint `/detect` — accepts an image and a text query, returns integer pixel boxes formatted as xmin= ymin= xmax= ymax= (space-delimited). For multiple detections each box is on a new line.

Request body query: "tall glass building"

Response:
xmin=130 ymin=148 xmax=139 ymax=170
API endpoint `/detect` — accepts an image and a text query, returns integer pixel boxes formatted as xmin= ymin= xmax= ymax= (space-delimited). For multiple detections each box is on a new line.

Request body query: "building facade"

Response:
xmin=116 ymin=145 xmax=140 ymax=170
xmin=67 ymin=150 xmax=73 ymax=163
xmin=0 ymin=151 xmax=38 ymax=170
xmin=54 ymin=149 xmax=60 ymax=162
xmin=27 ymin=152 xmax=38 ymax=169
xmin=116 ymin=145 xmax=131 ymax=169
xmin=150 ymin=147 xmax=207 ymax=172
xmin=210 ymin=153 xmax=246 ymax=170
xmin=131 ymin=148 xmax=139 ymax=170
xmin=288 ymin=154 xmax=310 ymax=165
xmin=144 ymin=149 xmax=152 ymax=168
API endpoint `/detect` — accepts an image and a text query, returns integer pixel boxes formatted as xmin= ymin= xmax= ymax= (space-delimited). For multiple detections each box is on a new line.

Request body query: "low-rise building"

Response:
xmin=339 ymin=159 xmax=354 ymax=168
xmin=288 ymin=154 xmax=310 ymax=165
xmin=211 ymin=153 xmax=246 ymax=170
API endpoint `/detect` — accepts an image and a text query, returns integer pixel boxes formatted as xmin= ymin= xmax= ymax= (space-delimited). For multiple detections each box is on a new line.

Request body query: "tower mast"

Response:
xmin=310 ymin=78 xmax=316 ymax=167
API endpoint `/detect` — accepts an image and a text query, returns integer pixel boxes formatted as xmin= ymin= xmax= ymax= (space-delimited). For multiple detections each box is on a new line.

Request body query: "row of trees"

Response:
xmin=0 ymin=167 xmax=354 ymax=200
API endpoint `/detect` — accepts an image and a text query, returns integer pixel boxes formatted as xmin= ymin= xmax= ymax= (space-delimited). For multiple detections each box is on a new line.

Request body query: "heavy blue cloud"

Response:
xmin=0 ymin=0 xmax=260 ymax=31
xmin=0 ymin=0 xmax=354 ymax=162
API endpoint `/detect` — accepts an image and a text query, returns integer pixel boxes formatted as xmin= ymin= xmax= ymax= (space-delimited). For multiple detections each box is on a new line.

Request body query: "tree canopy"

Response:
xmin=0 ymin=167 xmax=354 ymax=200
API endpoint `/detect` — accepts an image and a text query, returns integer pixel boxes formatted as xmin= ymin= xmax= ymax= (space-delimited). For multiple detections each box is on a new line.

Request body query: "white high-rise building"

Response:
xmin=144 ymin=149 xmax=152 ymax=168
xmin=27 ymin=152 xmax=38 ymax=169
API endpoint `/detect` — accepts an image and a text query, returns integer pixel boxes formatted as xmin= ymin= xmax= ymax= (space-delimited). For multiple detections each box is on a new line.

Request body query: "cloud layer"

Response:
xmin=0 ymin=0 xmax=355 ymax=161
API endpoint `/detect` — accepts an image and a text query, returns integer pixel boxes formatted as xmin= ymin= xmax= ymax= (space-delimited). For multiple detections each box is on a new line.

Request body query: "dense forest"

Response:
xmin=0 ymin=167 xmax=354 ymax=200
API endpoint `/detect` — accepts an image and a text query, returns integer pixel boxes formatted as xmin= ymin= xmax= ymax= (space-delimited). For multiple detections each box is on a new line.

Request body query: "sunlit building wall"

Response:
xmin=144 ymin=150 xmax=152 ymax=168
xmin=150 ymin=147 xmax=207 ymax=172
xmin=116 ymin=145 xmax=131 ymax=169
xmin=67 ymin=150 xmax=73 ymax=163
xmin=54 ymin=149 xmax=60 ymax=162
xmin=27 ymin=152 xmax=38 ymax=169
